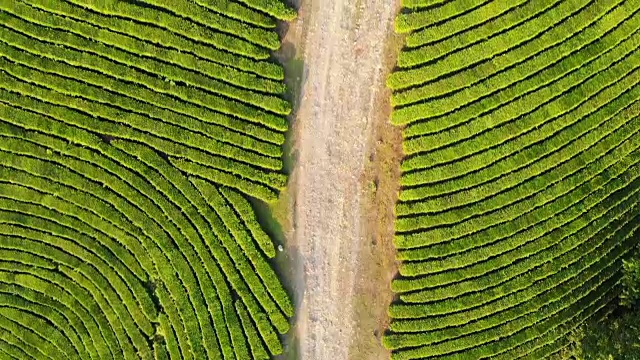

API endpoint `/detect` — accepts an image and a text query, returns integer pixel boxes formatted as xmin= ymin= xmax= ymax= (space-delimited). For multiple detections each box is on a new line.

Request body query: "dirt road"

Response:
xmin=283 ymin=0 xmax=398 ymax=359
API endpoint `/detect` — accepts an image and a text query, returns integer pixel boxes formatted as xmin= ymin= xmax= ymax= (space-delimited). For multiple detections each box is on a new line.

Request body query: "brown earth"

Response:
xmin=271 ymin=0 xmax=404 ymax=359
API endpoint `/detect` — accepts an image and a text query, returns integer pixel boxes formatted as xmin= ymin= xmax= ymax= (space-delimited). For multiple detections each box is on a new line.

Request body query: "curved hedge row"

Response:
xmin=0 ymin=1 xmax=295 ymax=359
xmin=385 ymin=1 xmax=640 ymax=359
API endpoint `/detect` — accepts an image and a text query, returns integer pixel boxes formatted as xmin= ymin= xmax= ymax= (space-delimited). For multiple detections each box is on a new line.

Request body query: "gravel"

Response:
xmin=288 ymin=0 xmax=397 ymax=358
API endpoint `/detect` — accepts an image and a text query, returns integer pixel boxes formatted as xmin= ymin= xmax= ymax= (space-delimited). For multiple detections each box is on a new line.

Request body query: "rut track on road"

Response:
xmin=290 ymin=0 xmax=397 ymax=359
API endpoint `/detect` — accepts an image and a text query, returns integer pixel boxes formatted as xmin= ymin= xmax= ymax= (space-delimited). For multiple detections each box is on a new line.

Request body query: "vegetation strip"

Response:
xmin=384 ymin=0 xmax=640 ymax=358
xmin=0 ymin=1 xmax=296 ymax=359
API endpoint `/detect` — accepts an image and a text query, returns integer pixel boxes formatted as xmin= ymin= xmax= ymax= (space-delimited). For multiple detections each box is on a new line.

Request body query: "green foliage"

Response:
xmin=385 ymin=0 xmax=640 ymax=359
xmin=558 ymin=274 xmax=640 ymax=360
xmin=0 ymin=0 xmax=295 ymax=358
xmin=193 ymin=0 xmax=277 ymax=28
xmin=388 ymin=0 xmax=601 ymax=90
xmin=395 ymin=0 xmax=496 ymax=34
xmin=577 ymin=310 xmax=640 ymax=360
xmin=25 ymin=0 xmax=284 ymax=79
xmin=142 ymin=0 xmax=282 ymax=49
xmin=234 ymin=0 xmax=298 ymax=21
xmin=621 ymin=252 xmax=640 ymax=307
xmin=399 ymin=76 xmax=640 ymax=196
xmin=395 ymin=6 xmax=640 ymax=122
xmin=221 ymin=187 xmax=278 ymax=258
xmin=0 ymin=26 xmax=289 ymax=128
xmin=64 ymin=0 xmax=272 ymax=58
xmin=403 ymin=0 xmax=531 ymax=48
xmin=3 ymin=1 xmax=285 ymax=94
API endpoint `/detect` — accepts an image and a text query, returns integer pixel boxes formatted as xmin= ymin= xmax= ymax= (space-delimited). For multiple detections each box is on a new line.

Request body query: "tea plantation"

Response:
xmin=384 ymin=0 xmax=640 ymax=359
xmin=0 ymin=0 xmax=294 ymax=359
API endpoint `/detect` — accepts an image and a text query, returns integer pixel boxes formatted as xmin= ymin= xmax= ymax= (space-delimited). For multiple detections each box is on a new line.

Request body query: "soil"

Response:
xmin=349 ymin=29 xmax=405 ymax=360
xmin=272 ymin=0 xmax=402 ymax=359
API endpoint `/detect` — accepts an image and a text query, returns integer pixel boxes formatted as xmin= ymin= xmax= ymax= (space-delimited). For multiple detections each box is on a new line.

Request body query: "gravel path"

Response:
xmin=289 ymin=0 xmax=397 ymax=358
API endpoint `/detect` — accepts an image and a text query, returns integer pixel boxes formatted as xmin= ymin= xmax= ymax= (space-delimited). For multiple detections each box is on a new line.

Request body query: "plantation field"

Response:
xmin=384 ymin=0 xmax=640 ymax=359
xmin=0 ymin=0 xmax=295 ymax=359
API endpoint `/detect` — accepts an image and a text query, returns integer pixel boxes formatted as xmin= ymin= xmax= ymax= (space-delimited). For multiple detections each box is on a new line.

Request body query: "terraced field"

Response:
xmin=384 ymin=0 xmax=640 ymax=359
xmin=0 ymin=1 xmax=295 ymax=359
